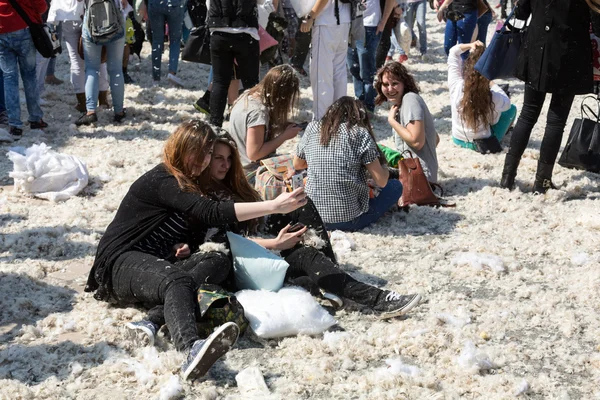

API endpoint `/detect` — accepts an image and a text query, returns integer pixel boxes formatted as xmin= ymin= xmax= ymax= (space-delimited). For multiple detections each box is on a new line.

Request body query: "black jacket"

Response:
xmin=515 ymin=0 xmax=600 ymax=94
xmin=85 ymin=164 xmax=237 ymax=302
xmin=207 ymin=0 xmax=258 ymax=29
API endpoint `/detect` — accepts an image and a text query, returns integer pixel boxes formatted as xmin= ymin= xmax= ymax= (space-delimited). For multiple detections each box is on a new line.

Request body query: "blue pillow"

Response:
xmin=226 ymin=232 xmax=290 ymax=291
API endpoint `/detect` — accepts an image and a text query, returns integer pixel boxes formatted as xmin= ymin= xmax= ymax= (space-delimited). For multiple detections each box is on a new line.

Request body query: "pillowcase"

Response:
xmin=227 ymin=232 xmax=289 ymax=292
xmin=236 ymin=287 xmax=337 ymax=338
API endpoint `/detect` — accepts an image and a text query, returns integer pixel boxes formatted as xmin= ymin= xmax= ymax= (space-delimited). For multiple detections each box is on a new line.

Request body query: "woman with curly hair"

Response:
xmin=228 ymin=65 xmax=302 ymax=182
xmin=448 ymin=41 xmax=517 ymax=154
xmin=374 ymin=61 xmax=439 ymax=183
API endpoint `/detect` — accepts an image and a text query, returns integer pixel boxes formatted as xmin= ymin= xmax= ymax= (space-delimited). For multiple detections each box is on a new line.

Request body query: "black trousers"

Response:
xmin=269 ymin=198 xmax=382 ymax=307
xmin=111 ymin=250 xmax=230 ymax=351
xmin=290 ymin=19 xmax=311 ymax=70
xmin=209 ymin=32 xmax=260 ymax=127
xmin=507 ymin=85 xmax=576 ymax=166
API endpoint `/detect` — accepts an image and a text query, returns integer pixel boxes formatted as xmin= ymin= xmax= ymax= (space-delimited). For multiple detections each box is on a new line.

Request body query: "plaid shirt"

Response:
xmin=296 ymin=121 xmax=380 ymax=224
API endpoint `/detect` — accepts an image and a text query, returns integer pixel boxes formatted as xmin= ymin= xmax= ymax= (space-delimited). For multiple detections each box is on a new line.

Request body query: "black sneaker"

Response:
xmin=194 ymin=97 xmax=211 ymax=115
xmin=114 ymin=109 xmax=127 ymax=123
xmin=372 ymin=292 xmax=422 ymax=319
xmin=10 ymin=126 xmax=23 ymax=140
xmin=292 ymin=65 xmax=308 ymax=77
xmin=75 ymin=113 xmax=98 ymax=126
xmin=30 ymin=119 xmax=48 ymax=130
xmin=181 ymin=322 xmax=239 ymax=381
xmin=124 ymin=72 xmax=135 ymax=84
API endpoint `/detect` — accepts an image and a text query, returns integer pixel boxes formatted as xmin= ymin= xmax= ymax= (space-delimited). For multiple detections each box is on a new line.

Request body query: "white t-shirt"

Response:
xmin=315 ymin=0 xmax=352 ymax=26
xmin=447 ymin=44 xmax=511 ymax=142
xmin=48 ymin=0 xmax=85 ymax=22
xmin=362 ymin=0 xmax=381 ymax=27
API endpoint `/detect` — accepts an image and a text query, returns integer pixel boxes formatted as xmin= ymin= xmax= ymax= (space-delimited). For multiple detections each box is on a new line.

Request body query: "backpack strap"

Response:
xmin=334 ymin=0 xmax=340 ymax=25
xmin=6 ymin=0 xmax=35 ymax=27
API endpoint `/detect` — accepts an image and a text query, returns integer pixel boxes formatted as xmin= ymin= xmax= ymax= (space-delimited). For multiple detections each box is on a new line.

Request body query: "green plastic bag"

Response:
xmin=196 ymin=284 xmax=249 ymax=339
xmin=378 ymin=144 xmax=403 ymax=167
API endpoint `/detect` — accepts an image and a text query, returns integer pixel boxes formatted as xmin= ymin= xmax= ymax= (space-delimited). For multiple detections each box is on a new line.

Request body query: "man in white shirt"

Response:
xmin=300 ymin=0 xmax=352 ymax=120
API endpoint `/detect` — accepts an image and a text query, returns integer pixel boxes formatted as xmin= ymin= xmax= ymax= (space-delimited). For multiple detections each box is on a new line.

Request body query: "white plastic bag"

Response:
xmin=7 ymin=143 xmax=89 ymax=202
xmin=394 ymin=17 xmax=412 ymax=56
xmin=288 ymin=0 xmax=316 ymax=19
xmin=236 ymin=287 xmax=336 ymax=338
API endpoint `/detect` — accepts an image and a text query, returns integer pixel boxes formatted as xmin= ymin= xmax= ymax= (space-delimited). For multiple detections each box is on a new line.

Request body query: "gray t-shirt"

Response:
xmin=229 ymin=93 xmax=271 ymax=173
xmin=394 ymin=92 xmax=439 ymax=183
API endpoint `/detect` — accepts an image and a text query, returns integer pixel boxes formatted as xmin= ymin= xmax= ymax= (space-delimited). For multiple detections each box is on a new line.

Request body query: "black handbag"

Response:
xmin=558 ymin=96 xmax=600 ymax=173
xmin=7 ymin=0 xmax=61 ymax=58
xmin=474 ymin=8 xmax=526 ymax=80
xmin=182 ymin=25 xmax=211 ymax=65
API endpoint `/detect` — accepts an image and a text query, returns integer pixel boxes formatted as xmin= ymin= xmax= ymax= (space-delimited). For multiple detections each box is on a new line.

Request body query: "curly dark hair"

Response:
xmin=374 ymin=62 xmax=420 ymax=106
xmin=460 ymin=46 xmax=495 ymax=132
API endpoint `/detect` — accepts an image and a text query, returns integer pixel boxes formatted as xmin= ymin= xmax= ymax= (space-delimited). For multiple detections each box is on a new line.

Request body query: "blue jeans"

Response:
xmin=0 ymin=70 xmax=5 ymax=113
xmin=404 ymin=0 xmax=427 ymax=55
xmin=347 ymin=26 xmax=381 ymax=111
xmin=325 ymin=180 xmax=403 ymax=232
xmin=82 ymin=35 xmax=126 ymax=113
xmin=443 ymin=10 xmax=478 ymax=56
xmin=476 ymin=11 xmax=493 ymax=44
xmin=0 ymin=28 xmax=43 ymax=128
xmin=148 ymin=0 xmax=185 ymax=81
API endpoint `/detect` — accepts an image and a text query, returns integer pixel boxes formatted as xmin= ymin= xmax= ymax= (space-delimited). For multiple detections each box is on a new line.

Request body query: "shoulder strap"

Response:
xmin=6 ymin=0 xmax=35 ymax=27
xmin=334 ymin=0 xmax=340 ymax=25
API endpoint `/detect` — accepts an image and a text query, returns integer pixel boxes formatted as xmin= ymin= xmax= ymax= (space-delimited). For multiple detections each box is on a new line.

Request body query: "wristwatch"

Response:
xmin=302 ymin=13 xmax=313 ymax=23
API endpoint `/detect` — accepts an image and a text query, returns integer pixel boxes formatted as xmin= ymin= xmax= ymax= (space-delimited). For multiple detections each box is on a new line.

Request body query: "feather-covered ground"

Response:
xmin=1 ymin=9 xmax=600 ymax=400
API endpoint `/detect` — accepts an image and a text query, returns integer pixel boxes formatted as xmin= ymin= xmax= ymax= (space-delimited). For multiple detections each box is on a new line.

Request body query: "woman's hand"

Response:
xmin=274 ymin=224 xmax=308 ymax=250
xmin=272 ymin=187 xmax=307 ymax=214
xmin=388 ymin=104 xmax=399 ymax=125
xmin=281 ymin=123 xmax=302 ymax=141
xmin=300 ymin=17 xmax=314 ymax=33
xmin=173 ymin=243 xmax=190 ymax=259
xmin=469 ymin=40 xmax=484 ymax=51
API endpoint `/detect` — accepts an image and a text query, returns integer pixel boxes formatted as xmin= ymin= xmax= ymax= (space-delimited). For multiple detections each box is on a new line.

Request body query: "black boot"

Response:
xmin=500 ymin=154 xmax=520 ymax=190
xmin=533 ymin=162 xmax=557 ymax=194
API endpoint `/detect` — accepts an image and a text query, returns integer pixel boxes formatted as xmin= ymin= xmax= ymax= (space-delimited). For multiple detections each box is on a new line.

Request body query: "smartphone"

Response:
xmin=295 ymin=121 xmax=309 ymax=130
xmin=291 ymin=173 xmax=304 ymax=190
xmin=288 ymin=222 xmax=305 ymax=233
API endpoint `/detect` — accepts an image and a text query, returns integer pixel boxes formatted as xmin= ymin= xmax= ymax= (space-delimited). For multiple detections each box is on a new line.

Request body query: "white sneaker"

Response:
xmin=167 ymin=73 xmax=185 ymax=87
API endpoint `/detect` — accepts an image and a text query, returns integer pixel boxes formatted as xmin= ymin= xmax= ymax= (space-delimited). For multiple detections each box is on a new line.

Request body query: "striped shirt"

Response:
xmin=132 ymin=212 xmax=189 ymax=258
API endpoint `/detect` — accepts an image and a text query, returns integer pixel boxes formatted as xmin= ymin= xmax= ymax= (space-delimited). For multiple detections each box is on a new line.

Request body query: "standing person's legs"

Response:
xmin=165 ymin=1 xmax=185 ymax=75
xmin=375 ymin=18 xmax=393 ymax=68
xmin=534 ymin=91 xmax=576 ymax=191
xmin=105 ymin=36 xmax=126 ymax=115
xmin=501 ymin=85 xmax=546 ymax=189
xmin=209 ymin=33 xmax=236 ymax=127
xmin=476 ymin=11 xmax=493 ymax=44
xmin=310 ymin=25 xmax=333 ymax=120
xmin=232 ymin=35 xmax=259 ymax=100
xmin=291 ymin=18 xmax=311 ymax=73
xmin=0 ymin=34 xmax=23 ymax=129
xmin=357 ymin=26 xmax=381 ymax=112
xmin=112 ymin=251 xmax=201 ymax=351
xmin=15 ymin=30 xmax=43 ymax=125
xmin=63 ymin=21 xmax=86 ymax=95
xmin=347 ymin=46 xmax=363 ymax=102
xmin=0 ymin=69 xmax=5 ymax=120
xmin=36 ymin=52 xmax=51 ymax=97
xmin=456 ymin=11 xmax=478 ymax=48
xmin=332 ymin=24 xmax=351 ymax=109
xmin=83 ymin=39 xmax=103 ymax=113
xmin=443 ymin=20 xmax=458 ymax=55
xmin=147 ymin=0 xmax=167 ymax=82
xmin=46 ymin=22 xmax=62 ymax=80
xmin=414 ymin=0 xmax=428 ymax=55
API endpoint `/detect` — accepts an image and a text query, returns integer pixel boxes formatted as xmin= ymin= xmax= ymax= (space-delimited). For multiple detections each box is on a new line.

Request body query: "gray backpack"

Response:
xmin=85 ymin=0 xmax=124 ymax=44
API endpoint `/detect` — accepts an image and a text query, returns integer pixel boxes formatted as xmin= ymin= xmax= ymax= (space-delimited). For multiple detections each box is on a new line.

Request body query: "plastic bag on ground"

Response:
xmin=7 ymin=143 xmax=89 ymax=202
xmin=236 ymin=287 xmax=336 ymax=339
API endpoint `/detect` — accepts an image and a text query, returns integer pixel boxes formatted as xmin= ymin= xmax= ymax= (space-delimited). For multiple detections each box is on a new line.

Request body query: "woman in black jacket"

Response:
xmin=85 ymin=120 xmax=307 ymax=380
xmin=500 ymin=0 xmax=600 ymax=193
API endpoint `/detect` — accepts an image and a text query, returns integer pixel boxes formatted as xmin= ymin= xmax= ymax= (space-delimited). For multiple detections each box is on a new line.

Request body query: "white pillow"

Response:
xmin=236 ymin=287 xmax=337 ymax=338
xmin=227 ymin=231 xmax=289 ymax=292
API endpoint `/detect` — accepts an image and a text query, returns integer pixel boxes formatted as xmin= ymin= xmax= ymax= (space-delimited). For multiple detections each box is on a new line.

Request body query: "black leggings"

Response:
xmin=269 ymin=198 xmax=382 ymax=307
xmin=507 ymin=85 xmax=576 ymax=166
xmin=111 ymin=250 xmax=230 ymax=351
